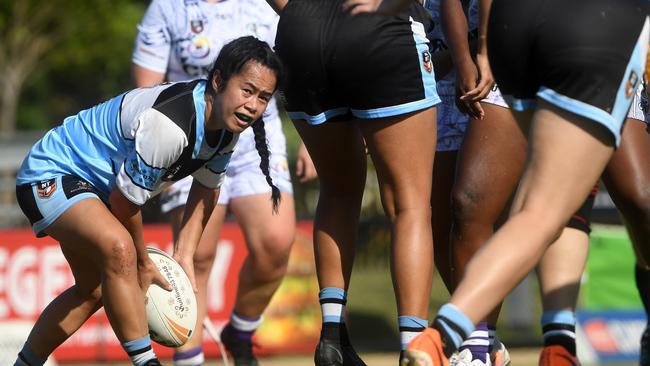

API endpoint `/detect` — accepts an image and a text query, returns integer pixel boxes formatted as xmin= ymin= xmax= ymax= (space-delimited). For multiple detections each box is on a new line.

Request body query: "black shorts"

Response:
xmin=275 ymin=0 xmax=440 ymax=124
xmin=487 ymin=0 xmax=650 ymax=145
xmin=16 ymin=175 xmax=105 ymax=237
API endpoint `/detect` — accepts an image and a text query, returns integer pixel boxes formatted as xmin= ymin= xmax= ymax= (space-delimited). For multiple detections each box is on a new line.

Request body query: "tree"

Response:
xmin=0 ymin=0 xmax=148 ymax=134
xmin=0 ymin=1 xmax=62 ymax=136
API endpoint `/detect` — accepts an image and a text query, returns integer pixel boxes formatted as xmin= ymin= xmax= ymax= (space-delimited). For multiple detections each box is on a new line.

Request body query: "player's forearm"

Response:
xmin=132 ymin=64 xmax=165 ymax=88
xmin=174 ymin=181 xmax=218 ymax=258
xmin=477 ymin=0 xmax=493 ymax=55
xmin=441 ymin=0 xmax=473 ymax=67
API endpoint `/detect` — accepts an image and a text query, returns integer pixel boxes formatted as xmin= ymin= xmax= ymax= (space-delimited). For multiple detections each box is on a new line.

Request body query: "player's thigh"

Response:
xmin=453 ymin=103 xmax=526 ymax=218
xmin=357 ymin=108 xmax=437 ymax=213
xmin=47 ymin=198 xmax=135 ymax=270
xmin=292 ymin=121 xmax=367 ymax=196
xmin=511 ymin=101 xmax=614 ymax=226
xmin=230 ymin=191 xmax=296 ymax=256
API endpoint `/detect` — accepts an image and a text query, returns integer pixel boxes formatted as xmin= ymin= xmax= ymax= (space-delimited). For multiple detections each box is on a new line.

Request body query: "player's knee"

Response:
xmin=193 ymin=248 xmax=217 ymax=275
xmin=451 ymin=184 xmax=483 ymax=224
xmin=251 ymin=232 xmax=293 ymax=276
xmin=101 ymin=236 xmax=137 ymax=277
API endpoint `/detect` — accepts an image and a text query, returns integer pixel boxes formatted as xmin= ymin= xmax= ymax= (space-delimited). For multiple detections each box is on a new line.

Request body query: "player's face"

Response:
xmin=216 ymin=61 xmax=277 ymax=133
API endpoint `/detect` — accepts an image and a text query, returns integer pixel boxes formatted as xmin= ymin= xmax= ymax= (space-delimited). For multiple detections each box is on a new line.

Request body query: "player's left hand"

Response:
xmin=459 ymin=52 xmax=494 ymax=103
xmin=295 ymin=143 xmax=317 ymax=183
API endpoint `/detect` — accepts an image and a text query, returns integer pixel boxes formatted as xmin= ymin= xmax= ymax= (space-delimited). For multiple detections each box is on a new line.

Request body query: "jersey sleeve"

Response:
xmin=192 ymin=152 xmax=233 ymax=189
xmin=116 ymin=109 xmax=188 ymax=205
xmin=132 ymin=0 xmax=172 ymax=73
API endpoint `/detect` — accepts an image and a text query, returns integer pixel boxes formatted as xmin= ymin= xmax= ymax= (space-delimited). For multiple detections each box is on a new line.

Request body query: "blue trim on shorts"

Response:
xmin=287 ymin=107 xmax=349 ymax=125
xmin=410 ymin=17 xmax=439 ymax=102
xmin=537 ymin=87 xmax=622 ymax=146
xmin=351 ymin=97 xmax=440 ymax=119
xmin=503 ymin=95 xmax=537 ymax=111
xmin=612 ymin=19 xmax=649 ymax=129
xmin=31 ymin=176 xmax=102 ymax=236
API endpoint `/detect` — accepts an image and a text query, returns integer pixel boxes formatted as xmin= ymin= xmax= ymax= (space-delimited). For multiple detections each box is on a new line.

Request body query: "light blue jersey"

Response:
xmin=17 ymin=80 xmax=238 ymax=205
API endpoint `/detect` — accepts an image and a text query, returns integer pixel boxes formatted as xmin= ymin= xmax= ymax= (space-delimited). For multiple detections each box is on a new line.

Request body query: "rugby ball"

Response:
xmin=145 ymin=247 xmax=197 ymax=347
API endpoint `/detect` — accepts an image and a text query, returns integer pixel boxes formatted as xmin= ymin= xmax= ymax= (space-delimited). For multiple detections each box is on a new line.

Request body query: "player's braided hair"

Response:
xmin=252 ymin=118 xmax=281 ymax=213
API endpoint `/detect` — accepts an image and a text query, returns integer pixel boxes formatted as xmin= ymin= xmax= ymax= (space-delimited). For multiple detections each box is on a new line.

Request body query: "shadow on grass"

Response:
xmin=348 ymin=310 xmax=400 ymax=352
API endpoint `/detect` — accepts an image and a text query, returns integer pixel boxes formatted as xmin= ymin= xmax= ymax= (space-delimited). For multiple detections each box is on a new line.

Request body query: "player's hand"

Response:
xmin=295 ymin=143 xmax=317 ymax=183
xmin=138 ymin=258 xmax=172 ymax=292
xmin=174 ymin=253 xmax=198 ymax=294
xmin=459 ymin=52 xmax=494 ymax=103
xmin=455 ymin=60 xmax=485 ymax=119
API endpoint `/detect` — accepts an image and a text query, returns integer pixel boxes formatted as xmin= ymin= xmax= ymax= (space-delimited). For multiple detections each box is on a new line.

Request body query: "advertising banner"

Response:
xmin=0 ymin=222 xmax=319 ymax=363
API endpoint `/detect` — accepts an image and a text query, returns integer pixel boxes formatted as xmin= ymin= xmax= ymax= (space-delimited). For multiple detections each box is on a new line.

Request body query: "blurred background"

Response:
xmin=0 ymin=1 xmax=645 ymax=365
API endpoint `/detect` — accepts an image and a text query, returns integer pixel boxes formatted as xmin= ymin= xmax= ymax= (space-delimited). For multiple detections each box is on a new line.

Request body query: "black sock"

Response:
xmin=321 ymin=323 xmax=351 ymax=345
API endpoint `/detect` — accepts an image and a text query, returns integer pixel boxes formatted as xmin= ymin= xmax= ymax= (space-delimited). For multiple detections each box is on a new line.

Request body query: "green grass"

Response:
xmin=345 ymin=263 xmax=544 ymax=352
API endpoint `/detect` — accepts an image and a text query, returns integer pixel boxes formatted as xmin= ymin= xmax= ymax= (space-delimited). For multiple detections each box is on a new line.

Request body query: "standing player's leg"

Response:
xmin=448 ymin=102 xmax=525 ymax=365
xmin=358 ymin=107 xmax=437 ymax=325
xmin=293 ymin=120 xmax=369 ymax=365
xmin=404 ymin=102 xmax=616 ymax=366
xmin=536 ymin=227 xmax=589 ymax=366
xmin=602 ymin=115 xmax=650 ymax=366
xmin=220 ymin=190 xmax=296 ymax=365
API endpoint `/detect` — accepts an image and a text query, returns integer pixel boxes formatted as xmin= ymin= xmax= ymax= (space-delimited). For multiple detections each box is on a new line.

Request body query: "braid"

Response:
xmin=252 ymin=118 xmax=281 ymax=213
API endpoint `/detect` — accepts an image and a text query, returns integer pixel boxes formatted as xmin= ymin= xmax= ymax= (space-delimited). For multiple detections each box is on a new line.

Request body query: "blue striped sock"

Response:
xmin=319 ymin=287 xmax=346 ymax=324
xmin=399 ymin=315 xmax=428 ymax=350
xmin=541 ymin=310 xmax=576 ymax=356
xmin=434 ymin=303 xmax=475 ymax=350
xmin=123 ymin=335 xmax=157 ymax=366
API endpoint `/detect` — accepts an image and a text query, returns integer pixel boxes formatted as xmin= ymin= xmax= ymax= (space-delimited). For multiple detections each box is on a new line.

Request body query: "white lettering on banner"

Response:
xmin=207 ymin=240 xmax=233 ymax=312
xmin=0 ymin=248 xmax=8 ymax=318
xmin=0 ymin=245 xmax=74 ymax=319
xmin=8 ymin=247 xmax=37 ymax=317
xmin=40 ymin=247 xmax=68 ymax=307
xmin=609 ymin=320 xmax=644 ymax=354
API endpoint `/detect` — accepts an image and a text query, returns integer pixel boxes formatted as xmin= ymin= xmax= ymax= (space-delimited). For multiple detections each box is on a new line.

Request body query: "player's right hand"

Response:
xmin=138 ymin=257 xmax=172 ymax=292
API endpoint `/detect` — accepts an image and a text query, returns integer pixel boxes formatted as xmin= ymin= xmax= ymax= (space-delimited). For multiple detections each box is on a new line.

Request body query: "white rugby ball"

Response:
xmin=145 ymin=246 xmax=197 ymax=347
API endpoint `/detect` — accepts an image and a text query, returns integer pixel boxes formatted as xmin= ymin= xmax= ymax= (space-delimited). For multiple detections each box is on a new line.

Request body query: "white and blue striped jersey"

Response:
xmin=132 ymin=0 xmax=285 ymax=167
xmin=16 ymin=80 xmax=238 ymax=206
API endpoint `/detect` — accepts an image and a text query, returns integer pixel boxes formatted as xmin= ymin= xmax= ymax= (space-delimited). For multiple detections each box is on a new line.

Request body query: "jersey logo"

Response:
xmin=626 ymin=71 xmax=639 ymax=98
xmin=190 ymin=19 xmax=204 ymax=34
xmin=422 ymin=50 xmax=433 ymax=74
xmin=36 ymin=178 xmax=57 ymax=199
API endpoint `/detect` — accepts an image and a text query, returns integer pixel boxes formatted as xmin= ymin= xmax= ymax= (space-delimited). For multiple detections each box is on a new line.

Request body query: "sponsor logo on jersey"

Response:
xmin=422 ymin=50 xmax=433 ymax=73
xmin=190 ymin=19 xmax=204 ymax=34
xmin=36 ymin=179 xmax=56 ymax=199
xmin=626 ymin=71 xmax=639 ymax=98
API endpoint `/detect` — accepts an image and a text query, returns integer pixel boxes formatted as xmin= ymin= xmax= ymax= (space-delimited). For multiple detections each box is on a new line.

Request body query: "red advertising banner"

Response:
xmin=0 ymin=222 xmax=319 ymax=363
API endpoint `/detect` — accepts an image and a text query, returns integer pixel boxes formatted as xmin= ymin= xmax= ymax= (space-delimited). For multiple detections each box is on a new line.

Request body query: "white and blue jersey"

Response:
xmin=17 ymin=80 xmax=237 ymax=206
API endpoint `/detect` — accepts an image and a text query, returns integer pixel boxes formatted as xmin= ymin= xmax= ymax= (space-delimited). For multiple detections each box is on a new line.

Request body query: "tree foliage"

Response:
xmin=0 ymin=0 xmax=148 ymax=133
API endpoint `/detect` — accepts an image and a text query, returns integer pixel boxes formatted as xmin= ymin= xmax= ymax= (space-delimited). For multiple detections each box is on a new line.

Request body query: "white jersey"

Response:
xmin=132 ymin=0 xmax=286 ymax=166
